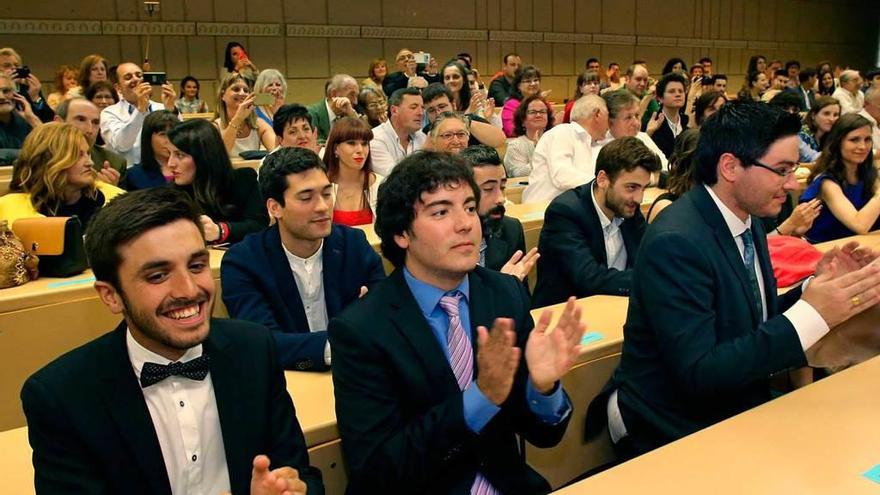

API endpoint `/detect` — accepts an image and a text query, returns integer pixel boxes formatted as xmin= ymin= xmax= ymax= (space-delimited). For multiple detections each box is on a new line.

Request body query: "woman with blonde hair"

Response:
xmin=362 ymin=58 xmax=388 ymax=95
xmin=253 ymin=69 xmax=287 ymax=127
xmin=46 ymin=65 xmax=79 ymax=110
xmin=0 ymin=122 xmax=123 ymax=226
xmin=213 ymin=72 xmax=274 ymax=157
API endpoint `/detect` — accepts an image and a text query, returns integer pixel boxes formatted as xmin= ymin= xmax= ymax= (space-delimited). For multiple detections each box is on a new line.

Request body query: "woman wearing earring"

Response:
xmin=322 ymin=117 xmax=382 ymax=227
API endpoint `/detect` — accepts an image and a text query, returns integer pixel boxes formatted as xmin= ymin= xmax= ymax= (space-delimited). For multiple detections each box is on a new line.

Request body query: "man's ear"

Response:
xmin=53 ymin=115 xmax=63 ymax=123
xmin=266 ymin=197 xmax=283 ymax=220
xmin=717 ymin=152 xmax=741 ymax=183
xmin=394 ymin=231 xmax=411 ymax=251
xmin=94 ymin=281 xmax=125 ymax=315
xmin=595 ymin=170 xmax=611 ymax=190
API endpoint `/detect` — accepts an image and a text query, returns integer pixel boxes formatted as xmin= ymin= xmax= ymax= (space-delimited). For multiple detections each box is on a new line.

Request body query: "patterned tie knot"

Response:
xmin=140 ymin=354 xmax=211 ymax=388
xmin=438 ymin=291 xmax=463 ymax=319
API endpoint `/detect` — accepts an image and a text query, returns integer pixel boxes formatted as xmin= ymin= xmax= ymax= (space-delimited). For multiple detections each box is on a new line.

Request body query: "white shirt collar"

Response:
xmin=704 ymin=184 xmax=751 ymax=238
xmin=126 ymin=327 xmax=204 ymax=380
xmin=325 ymin=99 xmax=336 ymax=125
xmin=282 ymin=240 xmax=324 ymax=267
xmin=591 ymin=181 xmax=624 ymax=230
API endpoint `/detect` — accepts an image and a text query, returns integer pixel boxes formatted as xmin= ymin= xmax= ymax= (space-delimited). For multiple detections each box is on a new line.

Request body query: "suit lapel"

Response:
xmin=751 ymin=219 xmax=778 ymax=316
xmin=321 ymin=227 xmax=345 ymax=317
xmin=484 ymin=234 xmax=509 ymax=272
xmin=266 ymin=225 xmax=311 ymax=330
xmin=467 ymin=269 xmax=497 ymax=368
xmin=580 ymin=181 xmax=608 ymax=264
xmin=620 ymin=214 xmax=645 ymax=268
xmin=100 ymin=324 xmax=173 ymax=495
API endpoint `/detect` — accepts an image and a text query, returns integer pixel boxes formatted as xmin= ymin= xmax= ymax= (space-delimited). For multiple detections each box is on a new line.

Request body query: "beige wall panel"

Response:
xmin=532 ymin=42 xmax=554 ymax=75
xmin=741 ymin=0 xmax=759 ymax=41
xmin=0 ymin=0 xmax=115 ymax=19
xmin=636 ymin=0 xmax=695 ymax=37
xmin=476 ymin=0 xmax=489 ymax=30
xmin=119 ymin=37 xmax=146 ymax=68
xmin=515 ymin=43 xmax=535 ymax=67
xmin=473 ymin=41 xmax=489 ymax=74
xmin=711 ymin=48 xmax=730 ymax=77
xmin=541 ymin=76 xmax=570 ymax=104
xmin=574 ymin=0 xmax=602 ymax=33
xmin=552 ymin=0 xmax=576 ymax=33
xmin=515 ymin=0 xmax=533 ymax=31
xmin=286 ymin=38 xmax=328 ymax=79
xmin=184 ymin=37 xmax=218 ymax=81
xmin=499 ymin=0 xmax=516 ymax=30
xmin=729 ymin=0 xmax=744 ymax=39
xmin=115 ymin=0 xmax=142 ymax=20
xmin=487 ymin=0 xmax=503 ymax=30
xmin=485 ymin=42 xmax=503 ymax=74
xmin=248 ymin=37 xmax=287 ymax=75
xmin=158 ymin=0 xmax=187 ymax=21
xmin=159 ymin=36 xmax=189 ymax=79
xmin=551 ymin=44 xmax=576 ymax=77
xmin=212 ymin=0 xmax=247 ymax=22
xmin=634 ymin=46 xmax=687 ymax=75
xmin=286 ymin=78 xmax=326 ymax=103
xmin=421 ymin=41 xmax=480 ymax=69
xmin=533 ymin=0 xmax=553 ymax=33
xmin=692 ymin=0 xmax=704 ymax=39
xmin=286 ymin=1 xmax=328 ymax=24
xmin=327 ymin=0 xmax=380 ymax=26
xmin=383 ymin=0 xmax=474 ymax=29
xmin=756 ymin=0 xmax=776 ymax=41
xmin=246 ymin=0 xmax=284 ymax=23
xmin=184 ymin=0 xmax=216 ymax=21
xmin=601 ymin=0 xmax=635 ymax=35
xmin=708 ymin=0 xmax=722 ymax=39
xmin=574 ymin=44 xmax=602 ymax=71
xmin=600 ymin=45 xmax=635 ymax=71
xmin=718 ymin=0 xmax=732 ymax=39
xmin=774 ymin=0 xmax=798 ymax=42
xmin=0 ymin=35 xmax=119 ymax=79
xmin=329 ymin=38 xmax=383 ymax=78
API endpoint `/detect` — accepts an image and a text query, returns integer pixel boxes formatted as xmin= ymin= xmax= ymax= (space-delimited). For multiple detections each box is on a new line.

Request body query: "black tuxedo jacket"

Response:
xmin=221 ymin=223 xmax=385 ymax=371
xmin=596 ymin=185 xmax=806 ymax=454
xmin=21 ymin=319 xmax=324 ymax=495
xmin=329 ymin=267 xmax=570 ymax=494
xmin=785 ymin=85 xmax=817 ymax=112
xmin=484 ymin=215 xmax=527 ymax=272
xmin=533 ymin=180 xmax=645 ymax=308
xmin=649 ymin=112 xmax=689 ymax=159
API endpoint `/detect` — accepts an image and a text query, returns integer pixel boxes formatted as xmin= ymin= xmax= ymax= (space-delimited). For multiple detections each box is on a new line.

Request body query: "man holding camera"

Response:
xmin=100 ymin=62 xmax=178 ymax=167
xmin=0 ymin=47 xmax=55 ymax=123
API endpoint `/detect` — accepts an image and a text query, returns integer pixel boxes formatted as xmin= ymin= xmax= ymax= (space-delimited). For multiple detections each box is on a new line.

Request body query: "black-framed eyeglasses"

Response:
xmin=749 ymin=159 xmax=797 ymax=178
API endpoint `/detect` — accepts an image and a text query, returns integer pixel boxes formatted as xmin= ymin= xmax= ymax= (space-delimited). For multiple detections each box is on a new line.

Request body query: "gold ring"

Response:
xmin=852 ymin=295 xmax=861 ymax=307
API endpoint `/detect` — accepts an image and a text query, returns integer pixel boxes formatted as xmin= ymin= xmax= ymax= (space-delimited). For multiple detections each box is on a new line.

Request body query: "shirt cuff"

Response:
xmin=323 ymin=340 xmax=332 ymax=366
xmin=463 ymin=381 xmax=501 ymax=433
xmin=526 ymin=380 xmax=571 ymax=425
xmin=783 ymin=298 xmax=830 ymax=351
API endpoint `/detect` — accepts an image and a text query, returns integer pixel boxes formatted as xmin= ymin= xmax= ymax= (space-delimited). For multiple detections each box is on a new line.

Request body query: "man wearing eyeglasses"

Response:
xmin=589 ymin=100 xmax=880 ymax=458
xmin=422 ymin=83 xmax=505 ymax=149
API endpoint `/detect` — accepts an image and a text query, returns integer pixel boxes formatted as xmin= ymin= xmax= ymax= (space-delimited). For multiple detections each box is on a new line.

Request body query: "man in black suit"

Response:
xmin=21 ymin=187 xmax=323 ymax=495
xmin=645 ymin=72 xmax=688 ymax=159
xmin=221 ymin=147 xmax=385 ymax=371
xmin=459 ymin=144 xmax=538 ymax=283
xmin=785 ymin=67 xmax=817 ymax=112
xmin=329 ymin=151 xmax=584 ymax=494
xmin=593 ymin=100 xmax=880 ymax=456
xmin=533 ymin=137 xmax=661 ymax=307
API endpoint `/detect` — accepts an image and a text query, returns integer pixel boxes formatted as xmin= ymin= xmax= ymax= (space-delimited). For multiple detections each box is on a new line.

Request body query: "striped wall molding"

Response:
xmin=0 ymin=18 xmax=860 ymax=53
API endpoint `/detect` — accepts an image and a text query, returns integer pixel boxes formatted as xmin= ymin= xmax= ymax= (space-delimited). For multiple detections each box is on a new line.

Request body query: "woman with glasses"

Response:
xmin=322 ymin=117 xmax=382 ymax=226
xmin=800 ymin=113 xmax=879 ymax=243
xmin=501 ymin=65 xmax=543 ymax=137
xmin=562 ymin=71 xmax=600 ymax=124
xmin=358 ymin=87 xmax=388 ymax=128
xmin=213 ymin=72 xmax=275 ymax=157
xmin=428 ymin=112 xmax=471 ymax=155
xmin=504 ymin=94 xmax=554 ymax=177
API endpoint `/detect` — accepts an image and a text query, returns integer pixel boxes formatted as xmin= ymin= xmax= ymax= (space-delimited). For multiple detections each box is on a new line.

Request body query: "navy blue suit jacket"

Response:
xmin=221 ymin=223 xmax=385 ymax=371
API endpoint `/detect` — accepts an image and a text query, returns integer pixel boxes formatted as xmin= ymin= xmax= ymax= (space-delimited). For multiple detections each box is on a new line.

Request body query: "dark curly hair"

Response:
xmin=375 ymin=151 xmax=479 ymax=268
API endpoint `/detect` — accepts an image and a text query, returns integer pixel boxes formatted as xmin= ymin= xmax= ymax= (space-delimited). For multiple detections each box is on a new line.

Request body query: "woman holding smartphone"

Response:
xmin=213 ymin=72 xmax=275 ymax=157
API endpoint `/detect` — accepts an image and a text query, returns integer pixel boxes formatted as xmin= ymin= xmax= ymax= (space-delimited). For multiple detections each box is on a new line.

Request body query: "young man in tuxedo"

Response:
xmin=329 ymin=151 xmax=585 ymax=494
xmin=21 ymin=187 xmax=323 ymax=495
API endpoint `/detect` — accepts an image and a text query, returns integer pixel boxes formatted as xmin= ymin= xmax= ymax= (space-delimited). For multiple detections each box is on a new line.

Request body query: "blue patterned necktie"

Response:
xmin=740 ymin=228 xmax=764 ymax=319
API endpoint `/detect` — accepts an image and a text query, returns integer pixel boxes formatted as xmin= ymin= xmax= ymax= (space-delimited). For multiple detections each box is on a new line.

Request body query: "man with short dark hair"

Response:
xmin=646 ymin=72 xmax=688 ymax=158
xmin=761 ymin=69 xmax=789 ymax=103
xmin=709 ymin=74 xmax=728 ymax=95
xmin=330 ymin=150 xmax=582 ymax=494
xmin=421 ymin=83 xmax=505 ymax=148
xmin=786 ymin=67 xmax=817 ymax=111
xmin=699 ymin=57 xmax=713 ymax=77
xmin=370 ymin=87 xmax=426 ymax=176
xmin=307 ymin=74 xmax=360 ymax=143
xmin=784 ymin=60 xmax=801 ymax=89
xmin=55 ymin=97 xmax=127 ymax=185
xmin=221 ymin=147 xmax=384 ymax=371
xmin=22 ymin=187 xmax=324 ymax=495
xmin=533 ymin=137 xmax=661 ymax=307
xmin=585 ymin=57 xmax=601 ymax=72
xmin=594 ymin=100 xmax=880 ymax=457
xmin=271 ymin=103 xmax=321 ymax=155
xmin=488 ymin=53 xmax=521 ymax=104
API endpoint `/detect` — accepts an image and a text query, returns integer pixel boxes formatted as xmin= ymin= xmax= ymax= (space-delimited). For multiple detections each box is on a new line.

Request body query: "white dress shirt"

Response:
xmin=858 ymin=108 xmax=880 ymax=153
xmin=370 ymin=120 xmax=427 ymax=177
xmin=522 ymin=122 xmax=609 ymax=203
xmin=607 ymin=131 xmax=668 ymax=171
xmin=126 ymin=331 xmax=230 ymax=495
xmin=590 ymin=183 xmax=627 ymax=271
xmin=324 ymin=99 xmax=338 ymax=129
xmin=832 ymin=87 xmax=865 ymax=114
xmin=282 ymin=242 xmax=332 ymax=365
xmin=100 ymin=99 xmax=167 ymax=167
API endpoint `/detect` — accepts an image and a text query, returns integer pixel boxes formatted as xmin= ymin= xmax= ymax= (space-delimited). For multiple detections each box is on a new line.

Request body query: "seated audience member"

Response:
xmin=271 ymin=103 xmax=321 ymax=156
xmin=213 ymin=72 xmax=274 ymax=157
xmin=46 ymin=65 xmax=78 ymax=110
xmin=358 ymin=86 xmax=388 ymax=128
xmin=254 ymin=69 xmax=287 ymax=127
xmin=699 ymin=57 xmax=713 ymax=77
xmin=442 ymin=60 xmax=474 ymax=112
xmin=605 ymin=62 xmax=623 ymax=92
xmin=785 ymin=60 xmax=801 ymax=89
xmin=0 ymin=47 xmax=54 ymax=123
xmin=766 ymin=59 xmax=783 ymax=79
xmin=381 ymin=49 xmax=428 ymax=97
xmin=175 ymin=75 xmax=209 ymax=114
xmin=428 ymin=112 xmax=472 ymax=154
xmin=71 ymin=54 xmax=109 ymax=98
xmin=502 ymin=65 xmax=544 ymax=137
xmin=866 ymin=67 xmax=880 ymax=90
xmin=799 ymin=96 xmax=840 ymax=162
xmin=769 ymin=91 xmax=804 ymax=115
xmin=689 ymin=64 xmax=704 ymax=81
xmin=563 ymin=71 xmax=601 ymax=123
xmin=459 ymin=144 xmax=537 ymax=281
xmin=0 ymin=73 xmax=40 ymax=161
xmin=833 ymin=70 xmax=865 ymax=114
xmin=604 ymin=91 xmax=668 ymax=171
xmin=747 ymin=54 xmax=768 ymax=76
xmin=124 ymin=110 xmax=179 ymax=190
xmin=661 ymin=58 xmax=688 ymax=76
xmin=858 ymin=87 xmax=880 ymax=153
xmin=800 ymin=113 xmax=879 ymax=242
xmin=708 ymin=74 xmax=728 ymax=95
xmin=523 ymin=94 xmax=610 ymax=203
xmin=101 ymin=62 xmax=178 ymax=166
xmin=330 ymin=150 xmax=581 ymax=494
xmin=818 ymin=68 xmax=836 ymax=96
xmin=618 ymin=64 xmax=660 ymax=131
xmin=421 ymin=83 xmax=504 ymax=148
xmin=760 ymin=69 xmax=789 ymax=103
xmin=307 ymin=74 xmax=360 ymax=143
xmin=593 ymin=100 xmax=880 ymax=457
xmin=787 ymin=68 xmax=817 ymax=111
xmin=167 ymin=119 xmax=268 ymax=244
xmin=22 ymin=186 xmax=323 ymax=495
xmin=370 ymin=87 xmax=426 ymax=176
xmin=504 ymin=94 xmax=554 ymax=177
xmin=646 ymin=72 xmax=689 ymax=159
xmin=488 ymin=53 xmax=521 ymax=104
xmin=736 ymin=70 xmax=768 ymax=102
xmin=645 ymin=129 xmax=700 ymax=222
xmin=0 ymin=123 xmax=123 ymax=226
xmin=86 ymin=80 xmax=118 ymax=111
xmin=54 ymin=97 xmax=127 ymax=185
xmin=692 ymin=90 xmax=727 ymax=129
xmin=533 ymin=137 xmax=661 ymax=307
xmin=223 ymin=41 xmax=258 ymax=83
xmin=323 ymin=117 xmax=382 ymax=226
xmin=221 ymin=147 xmax=384 ymax=371
xmin=362 ymin=58 xmax=387 ymax=95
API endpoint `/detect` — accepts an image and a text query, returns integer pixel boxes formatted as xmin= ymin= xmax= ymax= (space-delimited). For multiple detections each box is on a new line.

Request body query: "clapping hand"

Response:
xmin=476 ymin=318 xmax=521 ymax=405
xmin=500 ymin=248 xmax=540 ymax=282
xmin=96 ymin=160 xmax=121 ymax=185
xmin=525 ymin=297 xmax=585 ymax=393
xmin=219 ymin=455 xmax=307 ymax=495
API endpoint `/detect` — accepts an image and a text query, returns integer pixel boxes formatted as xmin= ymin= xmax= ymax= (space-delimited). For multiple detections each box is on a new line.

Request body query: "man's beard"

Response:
xmin=481 ymin=203 xmax=506 ymax=238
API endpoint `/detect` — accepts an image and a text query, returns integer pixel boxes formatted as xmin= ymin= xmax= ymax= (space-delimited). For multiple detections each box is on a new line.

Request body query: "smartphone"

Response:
xmin=13 ymin=66 xmax=30 ymax=79
xmin=253 ymin=93 xmax=275 ymax=106
xmin=414 ymin=52 xmax=431 ymax=65
xmin=143 ymin=72 xmax=167 ymax=86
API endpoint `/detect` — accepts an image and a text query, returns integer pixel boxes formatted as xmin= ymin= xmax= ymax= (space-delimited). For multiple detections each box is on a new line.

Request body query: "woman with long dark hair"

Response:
xmin=562 ymin=70 xmax=600 ymax=123
xmin=322 ymin=117 xmax=382 ymax=226
xmin=124 ymin=110 xmax=179 ymax=191
xmin=798 ymin=96 xmax=840 ymax=162
xmin=441 ymin=60 xmax=472 ymax=112
xmin=818 ymin=69 xmax=837 ymax=96
xmin=800 ymin=113 xmax=879 ymax=242
xmin=167 ymin=119 xmax=267 ymax=244
xmin=501 ymin=65 xmax=543 ymax=137
xmin=223 ymin=41 xmax=258 ymax=82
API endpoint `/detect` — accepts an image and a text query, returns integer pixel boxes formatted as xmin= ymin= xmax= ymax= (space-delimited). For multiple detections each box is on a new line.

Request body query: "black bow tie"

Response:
xmin=140 ymin=354 xmax=211 ymax=388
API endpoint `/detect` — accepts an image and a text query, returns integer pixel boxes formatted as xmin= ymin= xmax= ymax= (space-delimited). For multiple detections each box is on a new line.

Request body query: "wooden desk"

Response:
xmin=0 ymin=427 xmax=32 ymax=494
xmin=506 ymin=201 xmax=549 ymax=256
xmin=0 ymin=165 xmax=11 ymax=197
xmin=814 ymin=232 xmax=880 ymax=253
xmin=0 ymin=249 xmax=227 ymax=431
xmin=506 ymin=176 xmax=529 ymax=204
xmin=554 ymin=355 xmax=880 ymax=494
xmin=231 ymin=159 xmax=262 ymax=170
xmin=285 ymin=371 xmax=337 ymax=448
xmin=181 ymin=112 xmax=213 ymax=121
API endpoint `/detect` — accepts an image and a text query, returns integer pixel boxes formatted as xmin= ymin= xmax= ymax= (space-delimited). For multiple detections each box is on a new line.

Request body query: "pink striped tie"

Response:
xmin=438 ymin=293 xmax=499 ymax=495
